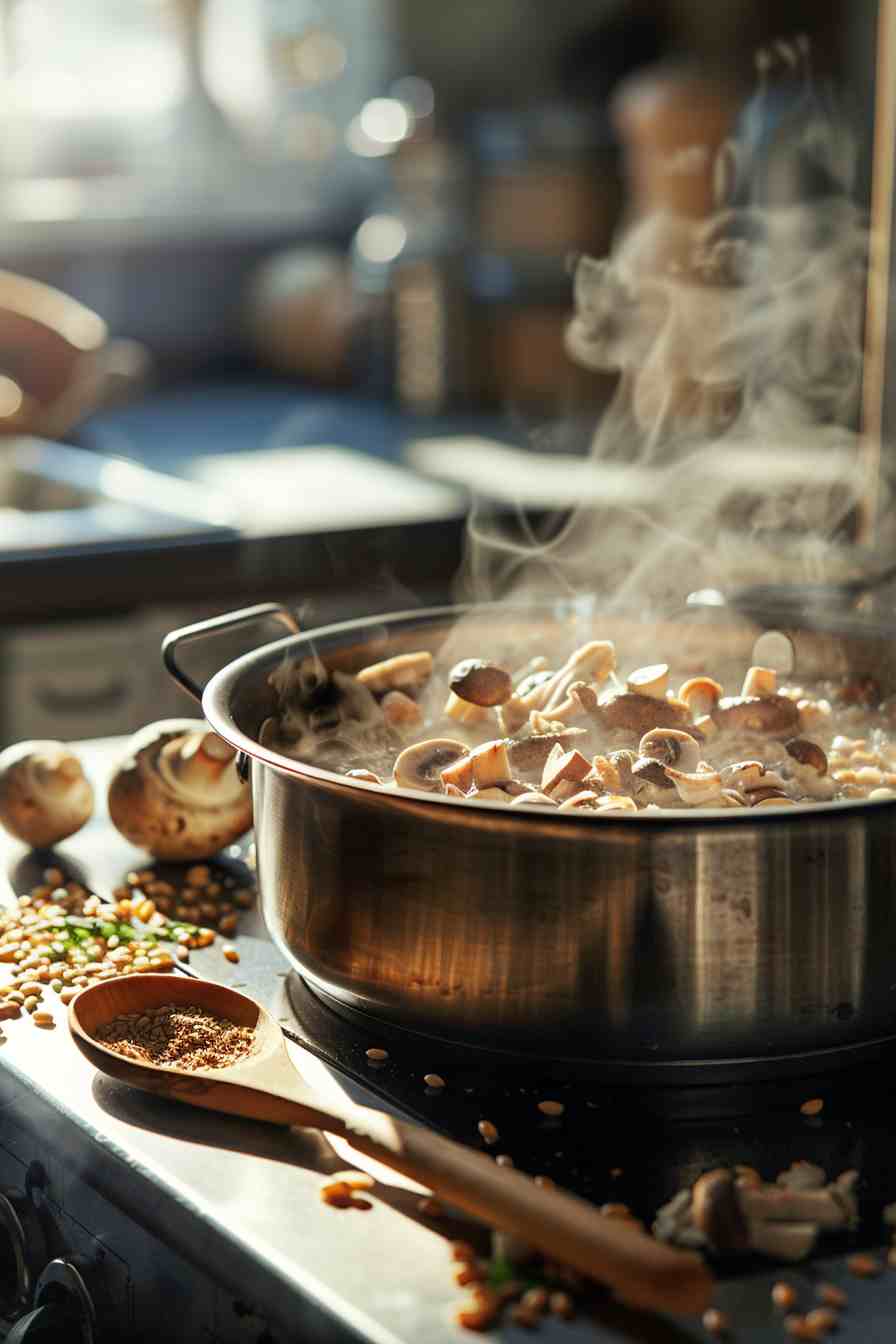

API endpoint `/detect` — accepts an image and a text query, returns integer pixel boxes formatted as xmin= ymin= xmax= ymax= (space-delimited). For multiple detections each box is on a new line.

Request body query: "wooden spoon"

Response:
xmin=69 ymin=975 xmax=712 ymax=1317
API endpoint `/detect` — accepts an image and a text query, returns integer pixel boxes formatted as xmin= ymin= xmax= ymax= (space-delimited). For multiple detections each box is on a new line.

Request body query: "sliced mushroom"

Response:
xmin=468 ymin=786 xmax=512 ymax=803
xmin=381 ymin=690 xmax=423 ymax=729
xmin=506 ymin=729 xmax=589 ymax=774
xmin=0 ymin=740 xmax=94 ymax=848
xmin=607 ymin=749 xmax=638 ymax=792
xmin=626 ymin=663 xmax=669 ymax=699
xmin=751 ymin=793 xmax=797 ymax=807
xmin=665 ymin=766 xmax=723 ymax=806
xmin=469 ymin=740 xmax=512 ymax=789
xmin=440 ymin=752 xmax=476 ymax=792
xmin=592 ymin=691 xmax=692 ymax=737
xmin=721 ymin=760 xmax=768 ymax=792
xmin=108 ymin=720 xmax=251 ymax=860
xmin=711 ymin=694 xmax=799 ymax=736
xmin=691 ymin=1170 xmax=750 ymax=1253
xmin=448 ymin=659 xmax=513 ymax=708
xmin=394 ymin=738 xmax=468 ymax=792
xmin=741 ymin=665 xmax=777 ymax=699
xmin=542 ymin=748 xmax=592 ymax=796
xmin=586 ymin=754 xmax=620 ymax=794
xmin=357 ymin=651 xmax=433 ymax=695
xmin=638 ymin=728 xmax=701 ymax=772
xmin=557 ymin=790 xmax=601 ymax=811
xmin=595 ymin=794 xmax=639 ymax=813
xmin=510 ymin=790 xmax=557 ymax=807
xmin=678 ymin=676 xmax=723 ymax=717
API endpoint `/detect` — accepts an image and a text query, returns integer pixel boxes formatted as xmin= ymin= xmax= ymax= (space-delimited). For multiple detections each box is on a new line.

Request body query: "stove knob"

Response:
xmin=0 ymin=1188 xmax=47 ymax=1323
xmin=4 ymin=1260 xmax=96 ymax=1344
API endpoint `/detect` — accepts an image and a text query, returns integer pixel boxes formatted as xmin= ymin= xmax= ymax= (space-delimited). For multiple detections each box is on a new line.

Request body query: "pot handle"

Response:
xmin=162 ymin=602 xmax=301 ymax=704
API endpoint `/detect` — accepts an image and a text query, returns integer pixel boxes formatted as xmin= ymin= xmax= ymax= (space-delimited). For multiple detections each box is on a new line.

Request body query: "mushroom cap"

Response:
xmin=711 ymin=694 xmax=799 ymax=735
xmin=107 ymin=719 xmax=252 ymax=861
xmin=784 ymin=738 xmax=828 ymax=775
xmin=0 ymin=740 xmax=94 ymax=848
xmin=596 ymin=690 xmax=692 ymax=736
xmin=448 ymin=659 xmax=513 ymax=708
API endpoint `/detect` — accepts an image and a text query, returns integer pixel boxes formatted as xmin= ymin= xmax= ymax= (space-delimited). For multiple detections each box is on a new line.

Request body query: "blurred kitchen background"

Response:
xmin=0 ymin=0 xmax=882 ymax=745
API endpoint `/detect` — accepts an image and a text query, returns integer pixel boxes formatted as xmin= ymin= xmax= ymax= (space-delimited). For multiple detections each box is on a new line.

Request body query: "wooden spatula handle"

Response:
xmin=335 ymin=1105 xmax=712 ymax=1317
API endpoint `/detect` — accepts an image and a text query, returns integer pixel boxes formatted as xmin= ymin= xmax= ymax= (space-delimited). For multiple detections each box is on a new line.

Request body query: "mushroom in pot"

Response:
xmin=785 ymin=737 xmax=836 ymax=799
xmin=0 ymin=740 xmax=93 ymax=848
xmin=357 ymin=651 xmax=433 ymax=696
xmin=593 ymin=690 xmax=692 ymax=736
xmin=711 ymin=695 xmax=799 ymax=736
xmin=394 ymin=738 xmax=469 ymax=792
xmin=638 ymin=729 xmax=701 ymax=773
xmin=107 ymin=720 xmax=252 ymax=860
xmin=448 ymin=659 xmax=513 ymax=708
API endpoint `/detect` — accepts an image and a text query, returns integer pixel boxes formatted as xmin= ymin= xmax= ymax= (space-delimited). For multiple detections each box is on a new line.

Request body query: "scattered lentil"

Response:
xmin=520 ymin=1287 xmax=547 ymax=1313
xmin=222 ymin=946 xmax=240 ymax=964
xmin=800 ymin=1098 xmax=824 ymax=1117
xmin=365 ymin=1047 xmax=389 ymax=1065
xmin=784 ymin=1316 xmax=815 ymax=1340
xmin=702 ymin=1307 xmax=730 ymax=1336
xmin=772 ymin=1283 xmax=798 ymax=1311
xmin=804 ymin=1307 xmax=839 ymax=1334
xmin=537 ymin=1099 xmax=565 ymax=1117
xmin=477 ymin=1120 xmax=499 ymax=1145
xmin=549 ymin=1291 xmax=574 ymax=1320
xmin=93 ymin=1004 xmax=254 ymax=1070
xmin=846 ymin=1253 xmax=881 ymax=1278
xmin=320 ymin=1172 xmax=374 ymax=1210
xmin=817 ymin=1285 xmax=847 ymax=1308
xmin=423 ymin=1072 xmax=445 ymax=1090
xmin=32 ymin=1012 xmax=54 ymax=1028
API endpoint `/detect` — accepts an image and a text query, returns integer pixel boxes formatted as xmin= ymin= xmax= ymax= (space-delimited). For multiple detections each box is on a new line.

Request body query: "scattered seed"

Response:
xmin=772 ymin=1283 xmax=798 ymax=1310
xmin=423 ymin=1072 xmax=445 ymax=1090
xmin=817 ymin=1285 xmax=847 ymax=1308
xmin=509 ymin=1305 xmax=538 ymax=1329
xmin=784 ymin=1316 xmax=814 ymax=1340
xmin=537 ymin=1099 xmax=565 ymax=1117
xmin=32 ymin=1012 xmax=54 ymax=1028
xmin=222 ymin=946 xmax=240 ymax=964
xmin=521 ymin=1287 xmax=547 ymax=1313
xmin=702 ymin=1307 xmax=730 ymax=1336
xmin=0 ymin=1003 xmax=21 ymax=1020
xmin=365 ymin=1047 xmax=389 ymax=1064
xmin=800 ymin=1098 xmax=824 ymax=1117
xmin=805 ymin=1307 xmax=839 ymax=1334
xmin=549 ymin=1291 xmax=574 ymax=1319
xmin=23 ymin=996 xmax=38 ymax=1013
xmin=847 ymin=1253 xmax=881 ymax=1278
xmin=477 ymin=1120 xmax=499 ymax=1145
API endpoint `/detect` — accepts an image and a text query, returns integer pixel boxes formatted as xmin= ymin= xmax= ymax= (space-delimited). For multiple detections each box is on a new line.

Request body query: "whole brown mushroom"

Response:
xmin=0 ymin=740 xmax=93 ymax=848
xmin=107 ymin=720 xmax=252 ymax=861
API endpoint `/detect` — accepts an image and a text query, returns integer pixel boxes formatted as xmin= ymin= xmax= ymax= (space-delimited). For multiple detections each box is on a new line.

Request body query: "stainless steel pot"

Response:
xmin=163 ymin=601 xmax=896 ymax=1074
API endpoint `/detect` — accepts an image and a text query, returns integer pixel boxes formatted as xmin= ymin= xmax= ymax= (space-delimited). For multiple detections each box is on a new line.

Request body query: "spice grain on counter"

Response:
xmin=0 ymin=866 xmax=257 ymax=1028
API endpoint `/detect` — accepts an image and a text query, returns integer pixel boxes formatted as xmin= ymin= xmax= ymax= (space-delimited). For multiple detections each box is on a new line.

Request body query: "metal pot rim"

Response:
xmin=201 ymin=601 xmax=896 ymax=830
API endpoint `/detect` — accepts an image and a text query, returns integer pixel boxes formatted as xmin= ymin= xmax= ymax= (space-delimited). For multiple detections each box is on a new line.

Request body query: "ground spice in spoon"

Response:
xmin=93 ymin=1004 xmax=254 ymax=1070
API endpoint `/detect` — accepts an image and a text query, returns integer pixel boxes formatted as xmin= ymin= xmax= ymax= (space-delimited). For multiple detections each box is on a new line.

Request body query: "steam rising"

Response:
xmin=456 ymin=43 xmax=882 ymax=623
